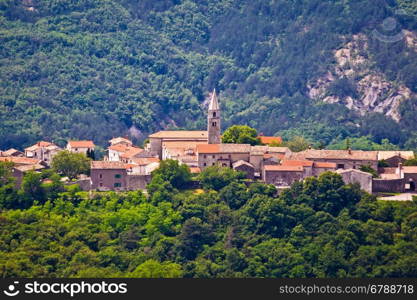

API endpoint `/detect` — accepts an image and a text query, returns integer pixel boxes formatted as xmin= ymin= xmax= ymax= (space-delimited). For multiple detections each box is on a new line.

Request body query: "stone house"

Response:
xmin=2 ymin=148 xmax=24 ymax=157
xmin=109 ymin=137 xmax=133 ymax=147
xmin=67 ymin=140 xmax=95 ymax=155
xmin=90 ymin=161 xmax=127 ymax=191
xmin=197 ymin=144 xmax=251 ymax=170
xmin=262 ymin=165 xmax=305 ymax=187
xmin=148 ymin=131 xmax=208 ymax=159
xmin=336 ymin=169 xmax=373 ymax=193
xmin=25 ymin=141 xmax=61 ymax=166
xmin=288 ymin=149 xmax=378 ymax=170
xmin=232 ymin=160 xmax=255 ymax=180
xmin=377 ymin=151 xmax=415 ymax=167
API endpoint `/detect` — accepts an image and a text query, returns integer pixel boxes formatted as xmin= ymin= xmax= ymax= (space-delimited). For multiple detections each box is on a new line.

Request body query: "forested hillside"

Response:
xmin=1 ymin=161 xmax=417 ymax=277
xmin=1 ymin=0 xmax=417 ymax=150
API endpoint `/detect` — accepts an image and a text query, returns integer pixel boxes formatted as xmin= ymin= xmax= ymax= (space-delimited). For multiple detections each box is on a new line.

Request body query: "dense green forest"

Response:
xmin=1 ymin=160 xmax=417 ymax=278
xmin=0 ymin=0 xmax=417 ymax=151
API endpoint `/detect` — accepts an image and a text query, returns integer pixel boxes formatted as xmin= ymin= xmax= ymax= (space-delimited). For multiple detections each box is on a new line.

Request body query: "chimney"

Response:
xmin=308 ymin=144 xmax=312 ymax=150
xmin=396 ymin=162 xmax=404 ymax=178
xmin=348 ymin=147 xmax=352 ymax=155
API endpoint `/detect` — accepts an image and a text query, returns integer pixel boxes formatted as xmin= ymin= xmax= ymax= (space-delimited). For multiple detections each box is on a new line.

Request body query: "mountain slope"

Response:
xmin=0 ymin=0 xmax=416 ymax=150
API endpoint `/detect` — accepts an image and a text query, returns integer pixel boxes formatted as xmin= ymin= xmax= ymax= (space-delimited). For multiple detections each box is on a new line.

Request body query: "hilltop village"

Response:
xmin=1 ymin=91 xmax=416 ymax=195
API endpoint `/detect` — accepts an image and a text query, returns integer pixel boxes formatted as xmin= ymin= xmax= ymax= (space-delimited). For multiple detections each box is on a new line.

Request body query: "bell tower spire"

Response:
xmin=208 ymin=89 xmax=221 ymax=144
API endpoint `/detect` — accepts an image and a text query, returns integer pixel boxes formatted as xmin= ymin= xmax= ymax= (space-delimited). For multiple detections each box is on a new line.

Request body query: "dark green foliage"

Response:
xmin=222 ymin=125 xmax=260 ymax=145
xmin=51 ymin=150 xmax=91 ymax=179
xmin=150 ymin=159 xmax=192 ymax=190
xmin=1 ymin=166 xmax=417 ymax=278
xmin=359 ymin=164 xmax=379 ymax=178
xmin=0 ymin=0 xmax=416 ymax=151
xmin=198 ymin=166 xmax=245 ymax=191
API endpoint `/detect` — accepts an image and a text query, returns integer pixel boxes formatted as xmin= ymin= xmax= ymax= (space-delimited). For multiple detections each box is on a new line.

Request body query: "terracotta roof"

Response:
xmin=377 ymin=151 xmax=415 ymax=161
xmin=0 ymin=156 xmax=40 ymax=165
xmin=3 ymin=148 xmax=22 ymax=156
xmin=267 ymin=146 xmax=290 ymax=154
xmin=68 ymin=140 xmax=95 ymax=148
xmin=149 ymin=131 xmax=208 ymax=139
xmin=197 ymin=144 xmax=220 ymax=153
xmin=109 ymin=137 xmax=132 ymax=145
xmin=264 ymin=165 xmax=304 ymax=172
xmin=232 ymin=160 xmax=254 ymax=169
xmin=130 ymin=157 xmax=160 ymax=166
xmin=120 ymin=147 xmax=144 ymax=159
xmin=313 ymin=162 xmax=337 ymax=168
xmin=197 ymin=144 xmax=251 ymax=154
xmin=190 ymin=167 xmax=201 ymax=174
xmin=264 ymin=153 xmax=285 ymax=160
xmin=108 ymin=144 xmax=131 ymax=152
xmin=259 ymin=136 xmax=283 ymax=145
xmin=281 ymin=160 xmax=313 ymax=167
xmin=289 ymin=149 xmax=378 ymax=161
xmin=25 ymin=141 xmax=55 ymax=151
xmin=14 ymin=164 xmax=45 ymax=172
xmin=403 ymin=166 xmax=417 ymax=174
xmin=91 ymin=161 xmax=127 ymax=169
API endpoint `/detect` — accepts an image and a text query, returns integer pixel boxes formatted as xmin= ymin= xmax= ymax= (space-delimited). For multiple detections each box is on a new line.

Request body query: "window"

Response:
xmin=212 ymin=122 xmax=217 ymax=127
xmin=222 ymin=163 xmax=227 ymax=167
xmin=337 ymin=164 xmax=345 ymax=169
xmin=203 ymin=163 xmax=207 ymax=166
xmin=204 ymin=155 xmax=207 ymax=159
xmin=99 ymin=183 xmax=103 ymax=187
xmin=213 ymin=112 xmax=216 ymax=117
xmin=220 ymin=156 xmax=223 ymax=159
xmin=99 ymin=174 xmax=103 ymax=179
xmin=212 ymin=155 xmax=215 ymax=158
xmin=212 ymin=163 xmax=215 ymax=166
xmin=114 ymin=183 xmax=121 ymax=188
xmin=115 ymin=174 xmax=121 ymax=179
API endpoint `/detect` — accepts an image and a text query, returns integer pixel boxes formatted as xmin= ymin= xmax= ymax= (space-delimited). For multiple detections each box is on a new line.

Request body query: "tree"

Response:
xmin=359 ymin=164 xmax=379 ymax=178
xmin=222 ymin=125 xmax=261 ymax=145
xmin=198 ymin=166 xmax=245 ymax=191
xmin=284 ymin=136 xmax=311 ymax=152
xmin=176 ymin=217 xmax=215 ymax=260
xmin=129 ymin=259 xmax=183 ymax=278
xmin=52 ymin=150 xmax=91 ymax=180
xmin=20 ymin=170 xmax=45 ymax=205
xmin=0 ymin=161 xmax=19 ymax=208
xmin=404 ymin=156 xmax=417 ymax=166
xmin=151 ymin=159 xmax=191 ymax=189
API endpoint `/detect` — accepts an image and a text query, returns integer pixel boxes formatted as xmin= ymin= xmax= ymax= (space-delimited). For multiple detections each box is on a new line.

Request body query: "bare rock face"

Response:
xmin=307 ymin=34 xmax=415 ymax=122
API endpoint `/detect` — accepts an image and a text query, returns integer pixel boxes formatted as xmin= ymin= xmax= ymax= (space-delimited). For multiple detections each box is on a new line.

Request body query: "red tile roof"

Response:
xmin=403 ymin=166 xmax=417 ymax=174
xmin=196 ymin=144 xmax=220 ymax=153
xmin=130 ymin=157 xmax=160 ymax=166
xmin=313 ymin=162 xmax=337 ymax=168
xmin=109 ymin=137 xmax=132 ymax=145
xmin=120 ymin=147 xmax=144 ymax=159
xmin=259 ymin=136 xmax=283 ymax=145
xmin=0 ymin=156 xmax=40 ymax=165
xmin=91 ymin=161 xmax=127 ymax=169
xmin=197 ymin=144 xmax=251 ymax=154
xmin=25 ymin=141 xmax=55 ymax=151
xmin=190 ymin=167 xmax=201 ymax=174
xmin=68 ymin=140 xmax=95 ymax=148
xmin=264 ymin=165 xmax=304 ymax=172
xmin=281 ymin=160 xmax=314 ymax=167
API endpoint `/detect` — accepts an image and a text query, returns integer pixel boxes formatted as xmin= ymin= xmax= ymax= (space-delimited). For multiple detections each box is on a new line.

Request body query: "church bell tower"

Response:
xmin=208 ymin=89 xmax=221 ymax=144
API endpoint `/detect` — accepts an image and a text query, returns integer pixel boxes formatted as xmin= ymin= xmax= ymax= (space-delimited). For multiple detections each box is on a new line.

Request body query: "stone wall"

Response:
xmin=372 ymin=178 xmax=404 ymax=193
xmin=126 ymin=174 xmax=152 ymax=190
